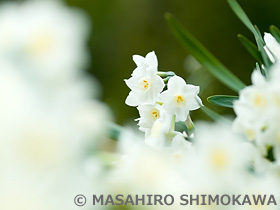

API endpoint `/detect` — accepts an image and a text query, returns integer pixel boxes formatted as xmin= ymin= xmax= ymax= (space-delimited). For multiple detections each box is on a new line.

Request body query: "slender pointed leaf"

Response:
xmin=227 ymin=0 xmax=256 ymax=35
xmin=238 ymin=34 xmax=262 ymax=63
xmin=207 ymin=95 xmax=239 ymax=108
xmin=228 ymin=0 xmax=271 ymax=69
xmin=200 ymin=106 xmax=224 ymax=121
xmin=254 ymin=25 xmax=272 ymax=68
xmin=256 ymin=62 xmax=266 ymax=77
xmin=165 ymin=13 xmax=245 ymax=92
xmin=270 ymin=25 xmax=280 ymax=43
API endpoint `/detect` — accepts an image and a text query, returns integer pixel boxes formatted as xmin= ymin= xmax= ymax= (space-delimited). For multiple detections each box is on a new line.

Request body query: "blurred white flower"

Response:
xmin=233 ymin=70 xmax=270 ymax=142
xmin=125 ymin=51 xmax=164 ymax=106
xmin=101 ymin=129 xmax=190 ymax=200
xmin=166 ymin=133 xmax=195 ymax=167
xmin=0 ymin=1 xmax=111 ymax=210
xmin=188 ymin=122 xmax=254 ymax=184
xmin=0 ymin=0 xmax=90 ymax=83
xmin=160 ymin=75 xmax=202 ymax=121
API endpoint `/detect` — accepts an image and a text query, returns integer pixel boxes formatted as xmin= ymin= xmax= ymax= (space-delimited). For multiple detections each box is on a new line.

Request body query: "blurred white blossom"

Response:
xmin=0 ymin=1 xmax=110 ymax=210
xmin=0 ymin=0 xmax=90 ymax=84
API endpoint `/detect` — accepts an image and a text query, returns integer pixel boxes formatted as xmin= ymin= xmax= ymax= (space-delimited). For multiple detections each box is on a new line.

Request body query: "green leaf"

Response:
xmin=256 ymin=62 xmax=266 ymax=77
xmin=270 ymin=25 xmax=280 ymax=43
xmin=165 ymin=13 xmax=245 ymax=92
xmin=175 ymin=121 xmax=194 ymax=136
xmin=254 ymin=25 xmax=272 ymax=68
xmin=227 ymin=0 xmax=257 ymax=36
xmin=227 ymin=0 xmax=272 ymax=69
xmin=108 ymin=123 xmax=122 ymax=141
xmin=200 ymin=106 xmax=224 ymax=121
xmin=207 ymin=95 xmax=239 ymax=108
xmin=237 ymin=34 xmax=262 ymax=63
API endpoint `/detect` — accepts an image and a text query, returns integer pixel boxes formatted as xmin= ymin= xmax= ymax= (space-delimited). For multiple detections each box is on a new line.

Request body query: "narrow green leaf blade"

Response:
xmin=200 ymin=106 xmax=224 ymax=121
xmin=228 ymin=0 xmax=271 ymax=69
xmin=254 ymin=25 xmax=272 ymax=68
xmin=165 ymin=13 xmax=245 ymax=92
xmin=207 ymin=95 xmax=239 ymax=108
xmin=270 ymin=25 xmax=280 ymax=43
xmin=237 ymin=34 xmax=262 ymax=63
xmin=227 ymin=0 xmax=256 ymax=34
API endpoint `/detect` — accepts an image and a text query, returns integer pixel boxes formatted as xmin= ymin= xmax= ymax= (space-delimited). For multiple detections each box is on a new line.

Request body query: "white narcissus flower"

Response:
xmin=166 ymin=133 xmax=195 ymax=167
xmin=136 ymin=103 xmax=168 ymax=133
xmin=233 ymin=70 xmax=269 ymax=138
xmin=159 ymin=75 xmax=202 ymax=121
xmin=145 ymin=111 xmax=172 ymax=148
xmin=125 ymin=51 xmax=164 ymax=106
xmin=190 ymin=121 xmax=255 ymax=185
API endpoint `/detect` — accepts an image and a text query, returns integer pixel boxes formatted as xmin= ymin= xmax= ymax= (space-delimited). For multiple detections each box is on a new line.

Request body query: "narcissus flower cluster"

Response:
xmin=125 ymin=51 xmax=202 ymax=146
xmin=233 ymin=33 xmax=280 ymax=168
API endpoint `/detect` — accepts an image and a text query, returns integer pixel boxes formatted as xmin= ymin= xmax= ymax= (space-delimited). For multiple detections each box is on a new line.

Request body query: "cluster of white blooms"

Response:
xmin=82 ymin=49 xmax=280 ymax=210
xmin=125 ymin=51 xmax=202 ymax=147
xmin=233 ymin=33 xmax=280 ymax=169
xmin=0 ymin=1 xmax=110 ymax=210
xmin=89 ymin=121 xmax=280 ymax=210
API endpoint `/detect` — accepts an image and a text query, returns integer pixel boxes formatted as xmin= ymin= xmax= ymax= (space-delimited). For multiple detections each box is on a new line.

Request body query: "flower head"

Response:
xmin=136 ymin=104 xmax=164 ymax=132
xmin=125 ymin=51 xmax=164 ymax=106
xmin=159 ymin=75 xmax=202 ymax=121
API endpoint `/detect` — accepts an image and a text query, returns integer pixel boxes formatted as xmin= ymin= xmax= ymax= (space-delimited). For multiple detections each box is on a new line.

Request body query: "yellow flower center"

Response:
xmin=251 ymin=92 xmax=266 ymax=109
xmin=28 ymin=33 xmax=54 ymax=55
xmin=210 ymin=149 xmax=229 ymax=170
xmin=172 ymin=152 xmax=184 ymax=163
xmin=276 ymin=132 xmax=280 ymax=143
xmin=173 ymin=95 xmax=186 ymax=108
xmin=273 ymin=94 xmax=280 ymax=108
xmin=245 ymin=129 xmax=256 ymax=141
xmin=19 ymin=127 xmax=63 ymax=170
xmin=138 ymin=78 xmax=151 ymax=91
xmin=149 ymin=108 xmax=160 ymax=120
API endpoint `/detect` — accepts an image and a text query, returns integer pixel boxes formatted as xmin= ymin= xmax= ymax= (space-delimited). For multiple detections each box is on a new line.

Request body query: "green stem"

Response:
xmin=185 ymin=115 xmax=195 ymax=132
xmin=156 ymin=101 xmax=163 ymax=105
xmin=157 ymin=71 xmax=166 ymax=77
xmin=163 ymin=76 xmax=172 ymax=83
xmin=169 ymin=115 xmax=176 ymax=132
xmin=157 ymin=71 xmax=176 ymax=77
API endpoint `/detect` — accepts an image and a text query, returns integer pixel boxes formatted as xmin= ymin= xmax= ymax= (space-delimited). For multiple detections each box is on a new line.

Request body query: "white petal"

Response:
xmin=174 ymin=107 xmax=188 ymax=121
xmin=124 ymin=76 xmax=139 ymax=90
xmin=187 ymin=96 xmax=202 ymax=111
xmin=167 ymin=75 xmax=186 ymax=91
xmin=125 ymin=91 xmax=142 ymax=106
xmin=264 ymin=33 xmax=280 ymax=61
xmin=159 ymin=90 xmax=173 ymax=104
xmin=153 ymin=75 xmax=165 ymax=93
xmin=251 ymin=69 xmax=266 ymax=85
xmin=185 ymin=84 xmax=200 ymax=95
xmin=145 ymin=51 xmax=158 ymax=70
xmin=132 ymin=54 xmax=145 ymax=67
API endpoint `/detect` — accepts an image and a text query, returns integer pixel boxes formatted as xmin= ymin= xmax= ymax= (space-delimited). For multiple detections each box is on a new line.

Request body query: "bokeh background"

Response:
xmin=7 ymin=0 xmax=280 ymax=124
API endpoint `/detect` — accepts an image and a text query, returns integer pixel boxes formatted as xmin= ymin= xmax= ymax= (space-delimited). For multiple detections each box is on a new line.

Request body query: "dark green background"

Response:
xmin=10 ymin=0 xmax=280 ymax=124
